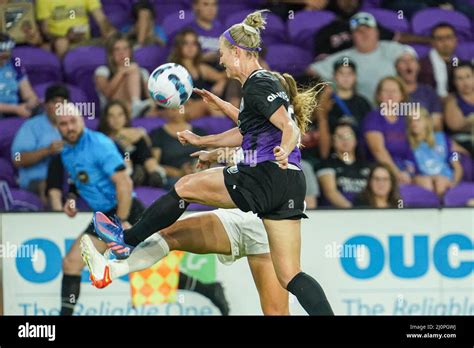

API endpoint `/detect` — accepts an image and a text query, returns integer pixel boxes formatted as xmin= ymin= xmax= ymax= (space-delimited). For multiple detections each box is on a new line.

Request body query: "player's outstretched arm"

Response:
xmin=178 ymin=127 xmax=243 ymax=148
xmin=193 ymin=88 xmax=239 ymax=123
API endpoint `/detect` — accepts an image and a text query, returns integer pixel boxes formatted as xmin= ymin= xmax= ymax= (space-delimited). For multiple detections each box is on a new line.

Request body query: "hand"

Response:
xmin=63 ymin=199 xmax=78 ymax=218
xmin=16 ymin=103 xmax=32 ymax=118
xmin=177 ymin=129 xmax=202 ymax=146
xmin=397 ymin=171 xmax=412 ymax=184
xmin=191 ymin=150 xmax=213 ymax=170
xmin=48 ymin=140 xmax=64 ymax=155
xmin=273 ymin=146 xmax=289 ymax=169
xmin=193 ymin=88 xmax=224 ymax=110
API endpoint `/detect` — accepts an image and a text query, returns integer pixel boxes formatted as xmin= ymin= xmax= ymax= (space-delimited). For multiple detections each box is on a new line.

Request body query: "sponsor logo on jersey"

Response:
xmin=267 ymin=91 xmax=289 ymax=102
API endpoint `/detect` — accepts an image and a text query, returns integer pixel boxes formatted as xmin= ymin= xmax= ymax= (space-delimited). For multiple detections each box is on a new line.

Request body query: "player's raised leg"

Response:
xmin=61 ymin=233 xmax=106 ymax=315
xmin=247 ymin=253 xmax=289 ymax=315
xmin=263 ymin=219 xmax=334 ymax=316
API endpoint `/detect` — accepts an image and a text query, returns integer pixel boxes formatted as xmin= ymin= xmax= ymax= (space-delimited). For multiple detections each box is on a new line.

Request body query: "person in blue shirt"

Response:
xmin=47 ymin=104 xmax=228 ymax=315
xmin=0 ymin=33 xmax=40 ymax=118
xmin=10 ymin=84 xmax=67 ymax=203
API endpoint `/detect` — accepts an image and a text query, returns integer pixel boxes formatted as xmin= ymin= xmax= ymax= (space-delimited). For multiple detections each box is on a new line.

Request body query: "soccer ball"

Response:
xmin=148 ymin=63 xmax=194 ymax=109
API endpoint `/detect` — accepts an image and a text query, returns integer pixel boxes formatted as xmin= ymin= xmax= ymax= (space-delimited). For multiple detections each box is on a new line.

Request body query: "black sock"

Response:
xmin=286 ymin=272 xmax=334 ymax=316
xmin=124 ymin=188 xmax=189 ymax=247
xmin=60 ymin=274 xmax=81 ymax=316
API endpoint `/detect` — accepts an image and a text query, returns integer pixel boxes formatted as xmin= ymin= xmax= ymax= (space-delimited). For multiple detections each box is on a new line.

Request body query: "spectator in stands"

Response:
xmin=382 ymin=0 xmax=474 ymax=21
xmin=10 ymin=84 xmax=67 ymax=204
xmin=98 ymin=100 xmax=167 ymax=188
xmin=418 ymin=23 xmax=458 ymax=99
xmin=308 ymin=12 xmax=406 ymax=105
xmin=314 ymin=0 xmax=429 ymax=59
xmin=94 ymin=33 xmax=153 ymax=118
xmin=127 ymin=0 xmax=167 ymax=48
xmin=353 ymin=163 xmax=401 ymax=208
xmin=150 ymin=108 xmax=206 ymax=185
xmin=36 ymin=0 xmax=116 ymax=58
xmin=317 ymin=122 xmax=370 ymax=208
xmin=167 ymin=29 xmax=227 ymax=119
xmin=0 ymin=34 xmax=40 ymax=118
xmin=395 ymin=46 xmax=443 ymax=131
xmin=444 ymin=62 xmax=474 ymax=157
xmin=407 ymin=108 xmax=463 ymax=198
xmin=188 ymin=0 xmax=224 ymax=65
xmin=316 ymin=58 xmax=371 ymax=159
xmin=363 ymin=76 xmax=415 ymax=184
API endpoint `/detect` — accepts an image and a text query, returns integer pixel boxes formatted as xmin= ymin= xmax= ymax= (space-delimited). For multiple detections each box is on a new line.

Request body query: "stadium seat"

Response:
xmin=63 ymin=46 xmax=107 ymax=109
xmin=153 ymin=0 xmax=192 ymax=24
xmin=134 ymin=46 xmax=170 ymax=74
xmin=287 ymin=10 xmax=336 ymax=53
xmin=460 ymin=153 xmax=474 ymax=182
xmin=361 ymin=0 xmax=383 ymax=9
xmin=366 ymin=8 xmax=410 ymax=33
xmin=190 ymin=116 xmax=234 ymax=135
xmin=265 ymin=44 xmax=313 ymax=77
xmin=455 ymin=42 xmax=474 ymax=61
xmin=134 ymin=186 xmax=167 ymax=207
xmin=0 ymin=158 xmax=16 ymax=188
xmin=225 ymin=10 xmax=287 ymax=44
xmin=218 ymin=3 xmax=254 ymax=22
xmin=132 ymin=117 xmax=166 ymax=134
xmin=411 ymin=8 xmax=472 ymax=41
xmin=33 ymin=82 xmax=89 ymax=104
xmin=0 ymin=182 xmax=44 ymax=212
xmin=0 ymin=117 xmax=25 ymax=161
xmin=399 ymin=184 xmax=440 ymax=207
xmin=444 ymin=182 xmax=474 ymax=206
xmin=160 ymin=10 xmax=195 ymax=40
xmin=409 ymin=44 xmax=430 ymax=58
xmin=12 ymin=47 xmax=62 ymax=86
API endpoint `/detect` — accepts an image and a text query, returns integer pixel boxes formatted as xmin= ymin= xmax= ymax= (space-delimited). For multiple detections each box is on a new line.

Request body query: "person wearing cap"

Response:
xmin=307 ymin=11 xmax=407 ymax=106
xmin=395 ymin=46 xmax=444 ymax=131
xmin=0 ymin=33 xmax=40 ymax=118
xmin=10 ymin=84 xmax=67 ymax=203
xmin=315 ymin=58 xmax=372 ymax=159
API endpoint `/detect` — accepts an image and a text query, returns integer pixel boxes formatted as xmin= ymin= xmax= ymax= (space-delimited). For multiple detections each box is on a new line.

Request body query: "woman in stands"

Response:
xmin=94 ymin=33 xmax=153 ymax=118
xmin=167 ymin=28 xmax=227 ymax=119
xmin=407 ymin=108 xmax=463 ymax=198
xmin=444 ymin=62 xmax=474 ymax=157
xmin=98 ymin=100 xmax=166 ymax=188
xmin=93 ymin=10 xmax=333 ymax=315
xmin=353 ymin=163 xmax=400 ymax=208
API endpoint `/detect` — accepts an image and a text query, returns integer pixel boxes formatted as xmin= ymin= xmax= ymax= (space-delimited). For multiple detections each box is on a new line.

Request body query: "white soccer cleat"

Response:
xmin=80 ymin=235 xmax=112 ymax=289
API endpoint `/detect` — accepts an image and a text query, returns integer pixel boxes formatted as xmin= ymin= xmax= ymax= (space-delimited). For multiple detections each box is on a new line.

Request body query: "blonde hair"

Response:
xmin=407 ymin=107 xmax=435 ymax=149
xmin=222 ymin=10 xmax=268 ymax=57
xmin=271 ymin=71 xmax=326 ymax=134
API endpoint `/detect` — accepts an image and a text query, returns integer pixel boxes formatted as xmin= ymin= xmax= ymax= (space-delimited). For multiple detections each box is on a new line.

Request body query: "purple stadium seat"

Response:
xmin=84 ymin=118 xmax=99 ymax=130
xmin=459 ymin=154 xmax=473 ymax=182
xmin=134 ymin=186 xmax=167 ymax=207
xmin=399 ymin=184 xmax=440 ymax=207
xmin=0 ymin=117 xmax=25 ymax=160
xmin=225 ymin=11 xmax=287 ymax=44
xmin=33 ymin=82 xmax=89 ymax=104
xmin=410 ymin=44 xmax=430 ymax=58
xmin=153 ymin=1 xmax=191 ymax=24
xmin=188 ymin=202 xmax=213 ymax=211
xmin=287 ymin=10 xmax=336 ymax=52
xmin=0 ymin=182 xmax=44 ymax=211
xmin=266 ymin=44 xmax=313 ymax=76
xmin=444 ymin=182 xmax=474 ymax=206
xmin=218 ymin=3 xmax=254 ymax=22
xmin=411 ymin=9 xmax=472 ymax=41
xmin=361 ymin=0 xmax=383 ymax=9
xmin=63 ymin=46 xmax=107 ymax=109
xmin=134 ymin=46 xmax=170 ymax=74
xmin=190 ymin=116 xmax=234 ymax=134
xmin=12 ymin=47 xmax=62 ymax=86
xmin=455 ymin=42 xmax=474 ymax=61
xmin=366 ymin=8 xmax=409 ymax=33
xmin=161 ymin=10 xmax=195 ymax=39
xmin=132 ymin=117 xmax=166 ymax=133
xmin=0 ymin=158 xmax=16 ymax=187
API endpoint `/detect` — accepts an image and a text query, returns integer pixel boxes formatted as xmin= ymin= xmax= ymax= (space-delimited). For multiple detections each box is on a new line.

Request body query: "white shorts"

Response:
xmin=211 ymin=208 xmax=269 ymax=265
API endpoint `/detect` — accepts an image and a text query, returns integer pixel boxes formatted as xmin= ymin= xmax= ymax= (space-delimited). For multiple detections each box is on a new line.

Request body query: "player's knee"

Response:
xmin=175 ymin=175 xmax=195 ymax=200
xmin=262 ymin=301 xmax=289 ymax=315
xmin=276 ymin=269 xmax=301 ymax=289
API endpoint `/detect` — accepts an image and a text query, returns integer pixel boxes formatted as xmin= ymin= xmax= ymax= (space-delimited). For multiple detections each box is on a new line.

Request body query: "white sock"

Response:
xmin=109 ymin=233 xmax=170 ymax=280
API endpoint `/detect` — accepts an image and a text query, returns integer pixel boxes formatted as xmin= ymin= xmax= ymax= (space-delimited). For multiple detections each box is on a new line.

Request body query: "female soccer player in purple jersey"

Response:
xmin=94 ymin=10 xmax=333 ymax=315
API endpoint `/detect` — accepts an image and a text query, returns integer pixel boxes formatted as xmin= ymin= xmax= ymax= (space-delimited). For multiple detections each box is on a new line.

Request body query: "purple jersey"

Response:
xmin=187 ymin=20 xmax=223 ymax=53
xmin=237 ymin=69 xmax=302 ymax=168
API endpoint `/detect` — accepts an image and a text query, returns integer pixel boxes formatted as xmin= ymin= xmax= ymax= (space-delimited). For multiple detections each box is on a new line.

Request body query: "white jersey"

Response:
xmin=211 ymin=208 xmax=269 ymax=265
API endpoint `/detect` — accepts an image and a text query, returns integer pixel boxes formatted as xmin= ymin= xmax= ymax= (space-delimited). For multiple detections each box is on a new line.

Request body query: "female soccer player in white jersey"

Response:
xmin=93 ymin=10 xmax=333 ymax=315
